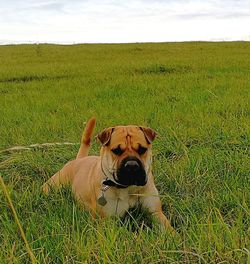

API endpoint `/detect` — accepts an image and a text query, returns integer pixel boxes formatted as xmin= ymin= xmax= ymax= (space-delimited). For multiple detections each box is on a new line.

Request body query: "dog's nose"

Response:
xmin=124 ymin=160 xmax=140 ymax=172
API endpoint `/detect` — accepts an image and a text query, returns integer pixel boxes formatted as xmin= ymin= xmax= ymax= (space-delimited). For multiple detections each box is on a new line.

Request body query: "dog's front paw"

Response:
xmin=42 ymin=182 xmax=50 ymax=195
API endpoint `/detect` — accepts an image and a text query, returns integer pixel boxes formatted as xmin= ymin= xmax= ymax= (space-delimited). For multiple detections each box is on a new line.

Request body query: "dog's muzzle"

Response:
xmin=116 ymin=156 xmax=147 ymax=186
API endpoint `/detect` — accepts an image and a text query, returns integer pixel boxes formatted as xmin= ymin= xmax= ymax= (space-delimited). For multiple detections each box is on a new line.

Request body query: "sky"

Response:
xmin=0 ymin=0 xmax=250 ymax=44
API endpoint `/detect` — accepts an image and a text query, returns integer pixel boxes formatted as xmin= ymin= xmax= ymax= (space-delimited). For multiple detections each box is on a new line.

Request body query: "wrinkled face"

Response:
xmin=98 ymin=125 xmax=156 ymax=187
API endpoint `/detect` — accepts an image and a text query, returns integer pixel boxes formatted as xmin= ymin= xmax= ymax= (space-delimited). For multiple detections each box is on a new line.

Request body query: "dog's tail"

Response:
xmin=76 ymin=117 xmax=96 ymax=159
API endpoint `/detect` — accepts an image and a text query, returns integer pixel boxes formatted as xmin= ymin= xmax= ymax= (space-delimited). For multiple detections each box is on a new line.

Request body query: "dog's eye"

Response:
xmin=112 ymin=146 xmax=124 ymax=156
xmin=138 ymin=146 xmax=147 ymax=155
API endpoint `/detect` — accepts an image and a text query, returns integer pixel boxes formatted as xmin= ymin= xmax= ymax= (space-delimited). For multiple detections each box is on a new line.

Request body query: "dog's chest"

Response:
xmin=99 ymin=189 xmax=138 ymax=217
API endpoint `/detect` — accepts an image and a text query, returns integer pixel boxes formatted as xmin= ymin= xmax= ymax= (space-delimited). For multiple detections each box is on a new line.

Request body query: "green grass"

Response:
xmin=0 ymin=42 xmax=249 ymax=263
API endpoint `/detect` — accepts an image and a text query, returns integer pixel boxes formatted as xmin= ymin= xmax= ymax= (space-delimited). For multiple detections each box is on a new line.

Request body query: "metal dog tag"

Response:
xmin=98 ymin=182 xmax=109 ymax=206
xmin=98 ymin=195 xmax=107 ymax=206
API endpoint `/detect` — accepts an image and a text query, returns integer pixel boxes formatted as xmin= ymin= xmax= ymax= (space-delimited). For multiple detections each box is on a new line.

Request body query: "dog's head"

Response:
xmin=97 ymin=125 xmax=157 ymax=187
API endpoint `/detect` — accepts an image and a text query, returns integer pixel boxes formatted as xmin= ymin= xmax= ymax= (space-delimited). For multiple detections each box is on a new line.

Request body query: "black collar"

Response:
xmin=101 ymin=160 xmax=129 ymax=189
xmin=102 ymin=178 xmax=129 ymax=189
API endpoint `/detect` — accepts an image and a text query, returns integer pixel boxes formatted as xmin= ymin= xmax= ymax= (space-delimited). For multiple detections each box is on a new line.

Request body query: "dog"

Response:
xmin=43 ymin=118 xmax=174 ymax=231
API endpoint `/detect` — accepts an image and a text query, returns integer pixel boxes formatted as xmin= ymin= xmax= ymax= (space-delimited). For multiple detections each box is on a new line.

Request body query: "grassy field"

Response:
xmin=0 ymin=42 xmax=249 ymax=263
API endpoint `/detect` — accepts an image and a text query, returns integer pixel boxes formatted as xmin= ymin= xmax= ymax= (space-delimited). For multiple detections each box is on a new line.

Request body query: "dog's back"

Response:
xmin=43 ymin=117 xmax=96 ymax=194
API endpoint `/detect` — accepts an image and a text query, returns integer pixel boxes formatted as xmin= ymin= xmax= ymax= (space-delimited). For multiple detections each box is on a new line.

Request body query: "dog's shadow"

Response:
xmin=120 ymin=204 xmax=179 ymax=234
xmin=119 ymin=205 xmax=154 ymax=232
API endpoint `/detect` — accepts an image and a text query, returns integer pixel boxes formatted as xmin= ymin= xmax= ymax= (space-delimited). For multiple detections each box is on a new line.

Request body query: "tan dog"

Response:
xmin=43 ymin=118 xmax=174 ymax=231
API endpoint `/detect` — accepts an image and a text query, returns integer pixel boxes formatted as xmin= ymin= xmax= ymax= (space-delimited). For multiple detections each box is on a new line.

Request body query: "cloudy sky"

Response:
xmin=0 ymin=0 xmax=250 ymax=44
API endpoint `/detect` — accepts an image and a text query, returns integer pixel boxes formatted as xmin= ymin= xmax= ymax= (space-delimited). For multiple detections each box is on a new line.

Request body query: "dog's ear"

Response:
xmin=139 ymin=127 xmax=157 ymax=144
xmin=96 ymin=127 xmax=114 ymax=146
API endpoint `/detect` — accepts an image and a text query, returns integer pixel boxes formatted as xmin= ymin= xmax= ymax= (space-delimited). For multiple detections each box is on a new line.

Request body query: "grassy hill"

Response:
xmin=0 ymin=42 xmax=249 ymax=263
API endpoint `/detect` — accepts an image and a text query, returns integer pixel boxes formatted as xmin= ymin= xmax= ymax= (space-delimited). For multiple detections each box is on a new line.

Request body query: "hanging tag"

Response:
xmin=98 ymin=194 xmax=107 ymax=206
xmin=97 ymin=184 xmax=109 ymax=206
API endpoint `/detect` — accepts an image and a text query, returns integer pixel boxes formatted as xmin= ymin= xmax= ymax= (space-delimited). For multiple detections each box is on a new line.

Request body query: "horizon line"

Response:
xmin=1 ymin=39 xmax=250 ymax=46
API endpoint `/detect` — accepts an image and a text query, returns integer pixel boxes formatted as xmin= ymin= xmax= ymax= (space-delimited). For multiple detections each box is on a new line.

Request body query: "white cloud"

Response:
xmin=0 ymin=0 xmax=250 ymax=43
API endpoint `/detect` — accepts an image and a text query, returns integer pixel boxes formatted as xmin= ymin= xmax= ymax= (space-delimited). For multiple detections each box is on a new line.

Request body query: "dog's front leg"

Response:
xmin=140 ymin=185 xmax=175 ymax=232
xmin=151 ymin=210 xmax=173 ymax=231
